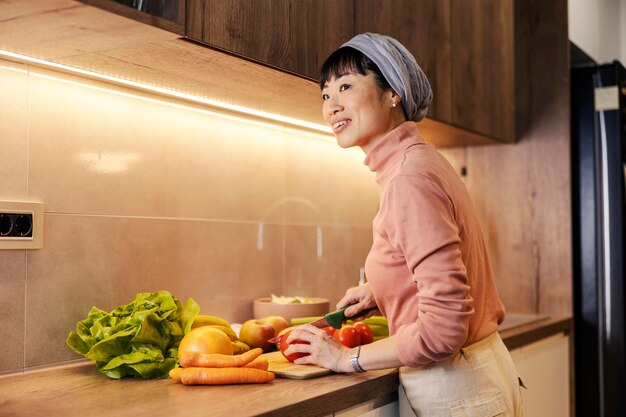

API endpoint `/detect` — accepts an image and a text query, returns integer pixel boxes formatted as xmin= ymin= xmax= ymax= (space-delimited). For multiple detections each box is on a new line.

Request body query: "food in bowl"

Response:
xmin=270 ymin=294 xmax=321 ymax=304
xmin=253 ymin=295 xmax=329 ymax=322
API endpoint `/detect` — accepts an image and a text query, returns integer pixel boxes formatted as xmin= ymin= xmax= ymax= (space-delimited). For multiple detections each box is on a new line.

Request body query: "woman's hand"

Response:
xmin=284 ymin=324 xmax=352 ymax=373
xmin=337 ymin=283 xmax=379 ymax=319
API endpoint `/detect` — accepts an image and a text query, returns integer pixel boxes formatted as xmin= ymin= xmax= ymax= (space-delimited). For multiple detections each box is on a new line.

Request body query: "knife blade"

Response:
xmin=267 ymin=304 xmax=375 ymax=344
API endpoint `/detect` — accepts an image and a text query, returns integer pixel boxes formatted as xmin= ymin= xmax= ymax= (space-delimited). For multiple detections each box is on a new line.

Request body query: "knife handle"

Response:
xmin=325 ymin=304 xmax=375 ymax=329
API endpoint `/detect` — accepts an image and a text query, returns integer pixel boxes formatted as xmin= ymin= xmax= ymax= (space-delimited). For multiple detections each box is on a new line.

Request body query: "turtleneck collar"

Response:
xmin=363 ymin=121 xmax=424 ymax=173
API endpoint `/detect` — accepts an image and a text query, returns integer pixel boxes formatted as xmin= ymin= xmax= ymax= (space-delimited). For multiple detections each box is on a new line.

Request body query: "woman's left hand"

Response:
xmin=284 ymin=324 xmax=352 ymax=373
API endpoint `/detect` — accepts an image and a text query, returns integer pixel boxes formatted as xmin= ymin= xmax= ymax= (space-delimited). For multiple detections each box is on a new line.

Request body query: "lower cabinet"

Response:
xmin=333 ymin=393 xmax=398 ymax=417
xmin=511 ymin=333 xmax=571 ymax=417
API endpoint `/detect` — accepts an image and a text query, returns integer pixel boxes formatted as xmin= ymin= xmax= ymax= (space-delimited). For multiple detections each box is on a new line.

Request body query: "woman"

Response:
xmin=284 ymin=33 xmax=523 ymax=416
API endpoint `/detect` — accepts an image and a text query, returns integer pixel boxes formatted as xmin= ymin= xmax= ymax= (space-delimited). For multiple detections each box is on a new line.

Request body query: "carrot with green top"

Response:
xmin=179 ymin=347 xmax=263 ymax=368
xmin=177 ymin=367 xmax=275 ymax=385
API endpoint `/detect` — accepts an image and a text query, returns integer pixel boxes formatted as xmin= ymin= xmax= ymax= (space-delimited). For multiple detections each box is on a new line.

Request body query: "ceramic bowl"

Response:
xmin=253 ymin=297 xmax=330 ymax=322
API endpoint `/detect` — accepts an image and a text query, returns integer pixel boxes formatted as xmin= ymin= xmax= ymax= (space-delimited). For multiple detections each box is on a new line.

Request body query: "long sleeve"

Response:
xmin=387 ymin=174 xmax=474 ymax=367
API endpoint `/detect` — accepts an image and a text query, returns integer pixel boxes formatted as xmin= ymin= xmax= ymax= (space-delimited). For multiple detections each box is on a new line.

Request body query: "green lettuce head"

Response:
xmin=67 ymin=291 xmax=200 ymax=379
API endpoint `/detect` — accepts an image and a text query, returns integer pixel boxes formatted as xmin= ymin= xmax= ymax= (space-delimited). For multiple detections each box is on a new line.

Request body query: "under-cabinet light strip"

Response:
xmin=29 ymin=69 xmax=335 ymax=144
xmin=0 ymin=49 xmax=332 ymax=135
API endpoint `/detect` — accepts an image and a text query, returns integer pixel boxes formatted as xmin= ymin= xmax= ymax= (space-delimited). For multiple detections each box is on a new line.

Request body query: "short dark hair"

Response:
xmin=319 ymin=47 xmax=391 ymax=92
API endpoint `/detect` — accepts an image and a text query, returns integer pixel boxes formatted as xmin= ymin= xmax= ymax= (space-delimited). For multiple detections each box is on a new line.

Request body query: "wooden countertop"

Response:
xmin=0 ymin=362 xmax=398 ymax=417
xmin=0 ymin=315 xmax=571 ymax=417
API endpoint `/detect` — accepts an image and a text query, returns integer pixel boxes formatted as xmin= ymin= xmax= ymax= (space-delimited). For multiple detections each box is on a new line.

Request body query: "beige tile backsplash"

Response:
xmin=0 ymin=59 xmax=377 ymax=373
xmin=27 ymin=68 xmax=289 ymax=221
xmin=0 ymin=60 xmax=28 ymax=200
xmin=0 ymin=251 xmax=26 ymax=374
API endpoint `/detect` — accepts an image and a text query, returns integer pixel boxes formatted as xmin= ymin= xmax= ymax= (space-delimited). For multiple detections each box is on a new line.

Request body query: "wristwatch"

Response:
xmin=349 ymin=345 xmax=366 ymax=373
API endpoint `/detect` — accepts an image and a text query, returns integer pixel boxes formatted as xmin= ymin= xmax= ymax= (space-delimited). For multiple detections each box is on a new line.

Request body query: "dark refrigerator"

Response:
xmin=571 ymin=43 xmax=626 ymax=417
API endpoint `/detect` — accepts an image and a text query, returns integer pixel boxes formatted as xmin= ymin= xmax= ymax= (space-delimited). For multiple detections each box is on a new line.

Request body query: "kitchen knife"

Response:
xmin=267 ymin=304 xmax=375 ymax=344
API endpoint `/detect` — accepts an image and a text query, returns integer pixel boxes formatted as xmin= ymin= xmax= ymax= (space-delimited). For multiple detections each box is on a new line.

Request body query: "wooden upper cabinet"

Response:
xmin=356 ymin=0 xmax=566 ymax=143
xmin=355 ymin=0 xmax=514 ymax=141
xmin=450 ymin=0 xmax=515 ymax=142
xmin=354 ymin=0 xmax=452 ymax=126
xmin=79 ymin=0 xmax=566 ymax=144
xmin=186 ymin=0 xmax=355 ymax=81
xmin=449 ymin=0 xmax=568 ymax=142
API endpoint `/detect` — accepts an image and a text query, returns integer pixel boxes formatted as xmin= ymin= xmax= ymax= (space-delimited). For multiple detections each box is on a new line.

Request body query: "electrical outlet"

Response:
xmin=0 ymin=201 xmax=44 ymax=250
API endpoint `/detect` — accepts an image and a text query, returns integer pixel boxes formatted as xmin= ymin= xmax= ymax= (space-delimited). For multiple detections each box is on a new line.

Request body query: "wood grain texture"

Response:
xmin=262 ymin=351 xmax=331 ymax=379
xmin=0 ymin=0 xmax=328 ymax=128
xmin=466 ymin=130 xmax=571 ymax=315
xmin=79 ymin=0 xmax=185 ymax=35
xmin=0 ymin=0 xmax=178 ymax=59
xmin=355 ymin=0 xmax=452 ymax=124
xmin=0 ymin=362 xmax=398 ymax=417
xmin=465 ymin=0 xmax=571 ymax=315
xmin=451 ymin=0 xmax=515 ymax=141
xmin=419 ymin=117 xmax=494 ymax=147
xmin=187 ymin=0 xmax=354 ymax=80
xmin=0 ymin=0 xmax=500 ymax=148
xmin=57 ymin=38 xmax=328 ymax=127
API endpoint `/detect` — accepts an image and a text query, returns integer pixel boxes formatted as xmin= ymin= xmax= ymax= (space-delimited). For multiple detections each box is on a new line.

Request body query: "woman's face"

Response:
xmin=322 ymin=72 xmax=399 ymax=152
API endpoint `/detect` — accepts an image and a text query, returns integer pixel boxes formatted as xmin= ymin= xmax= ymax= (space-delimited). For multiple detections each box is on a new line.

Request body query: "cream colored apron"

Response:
xmin=398 ymin=332 xmax=523 ymax=417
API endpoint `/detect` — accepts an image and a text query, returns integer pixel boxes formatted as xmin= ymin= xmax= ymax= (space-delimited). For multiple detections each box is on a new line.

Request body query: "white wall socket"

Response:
xmin=0 ymin=201 xmax=44 ymax=250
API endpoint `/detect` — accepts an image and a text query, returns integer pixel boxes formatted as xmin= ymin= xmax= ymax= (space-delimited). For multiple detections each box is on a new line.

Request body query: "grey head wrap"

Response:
xmin=341 ymin=33 xmax=433 ymax=122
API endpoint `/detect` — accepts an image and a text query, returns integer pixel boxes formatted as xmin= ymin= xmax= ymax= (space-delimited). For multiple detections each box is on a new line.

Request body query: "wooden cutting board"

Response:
xmin=261 ymin=351 xmax=332 ymax=379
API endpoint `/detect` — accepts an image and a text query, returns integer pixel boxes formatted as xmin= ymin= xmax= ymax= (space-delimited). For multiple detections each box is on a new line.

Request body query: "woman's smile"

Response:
xmin=322 ymin=72 xmax=401 ymax=152
xmin=331 ymin=118 xmax=351 ymax=133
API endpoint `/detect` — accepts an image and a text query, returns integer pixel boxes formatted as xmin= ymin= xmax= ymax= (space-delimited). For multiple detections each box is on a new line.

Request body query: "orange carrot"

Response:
xmin=179 ymin=347 xmax=263 ymax=368
xmin=169 ymin=367 xmax=184 ymax=381
xmin=178 ymin=367 xmax=275 ymax=385
xmin=243 ymin=357 xmax=269 ymax=371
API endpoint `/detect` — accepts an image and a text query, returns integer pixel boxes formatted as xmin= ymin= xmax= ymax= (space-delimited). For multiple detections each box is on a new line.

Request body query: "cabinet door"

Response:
xmin=451 ymin=0 xmax=514 ymax=141
xmin=186 ymin=0 xmax=354 ymax=80
xmin=510 ymin=334 xmax=571 ymax=417
xmin=354 ymin=0 xmax=452 ymax=124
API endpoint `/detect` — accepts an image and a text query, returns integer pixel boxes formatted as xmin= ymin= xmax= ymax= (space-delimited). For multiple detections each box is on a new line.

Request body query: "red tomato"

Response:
xmin=354 ymin=322 xmax=374 ymax=345
xmin=279 ymin=330 xmax=310 ymax=362
xmin=321 ymin=326 xmax=335 ymax=337
xmin=332 ymin=325 xmax=361 ymax=348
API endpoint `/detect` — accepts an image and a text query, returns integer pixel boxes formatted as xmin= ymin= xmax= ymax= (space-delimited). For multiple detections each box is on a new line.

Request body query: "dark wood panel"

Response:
xmin=451 ymin=0 xmax=515 ymax=141
xmin=289 ymin=0 xmax=355 ymax=80
xmin=185 ymin=0 xmax=207 ymax=40
xmin=354 ymin=0 xmax=452 ymax=124
xmin=514 ymin=0 xmax=570 ymax=142
xmin=186 ymin=0 xmax=354 ymax=80
xmin=187 ymin=0 xmax=290 ymax=69
xmin=79 ymin=0 xmax=185 ymax=35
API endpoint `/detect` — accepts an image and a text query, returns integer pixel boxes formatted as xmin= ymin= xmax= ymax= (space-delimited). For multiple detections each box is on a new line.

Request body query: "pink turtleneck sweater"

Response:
xmin=363 ymin=122 xmax=505 ymax=368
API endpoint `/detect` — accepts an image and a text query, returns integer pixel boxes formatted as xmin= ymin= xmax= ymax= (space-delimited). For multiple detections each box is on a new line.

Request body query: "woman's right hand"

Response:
xmin=337 ymin=283 xmax=379 ymax=319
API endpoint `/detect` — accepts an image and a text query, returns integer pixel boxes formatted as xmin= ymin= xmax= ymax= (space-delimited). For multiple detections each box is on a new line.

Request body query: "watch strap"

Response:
xmin=349 ymin=345 xmax=365 ymax=373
